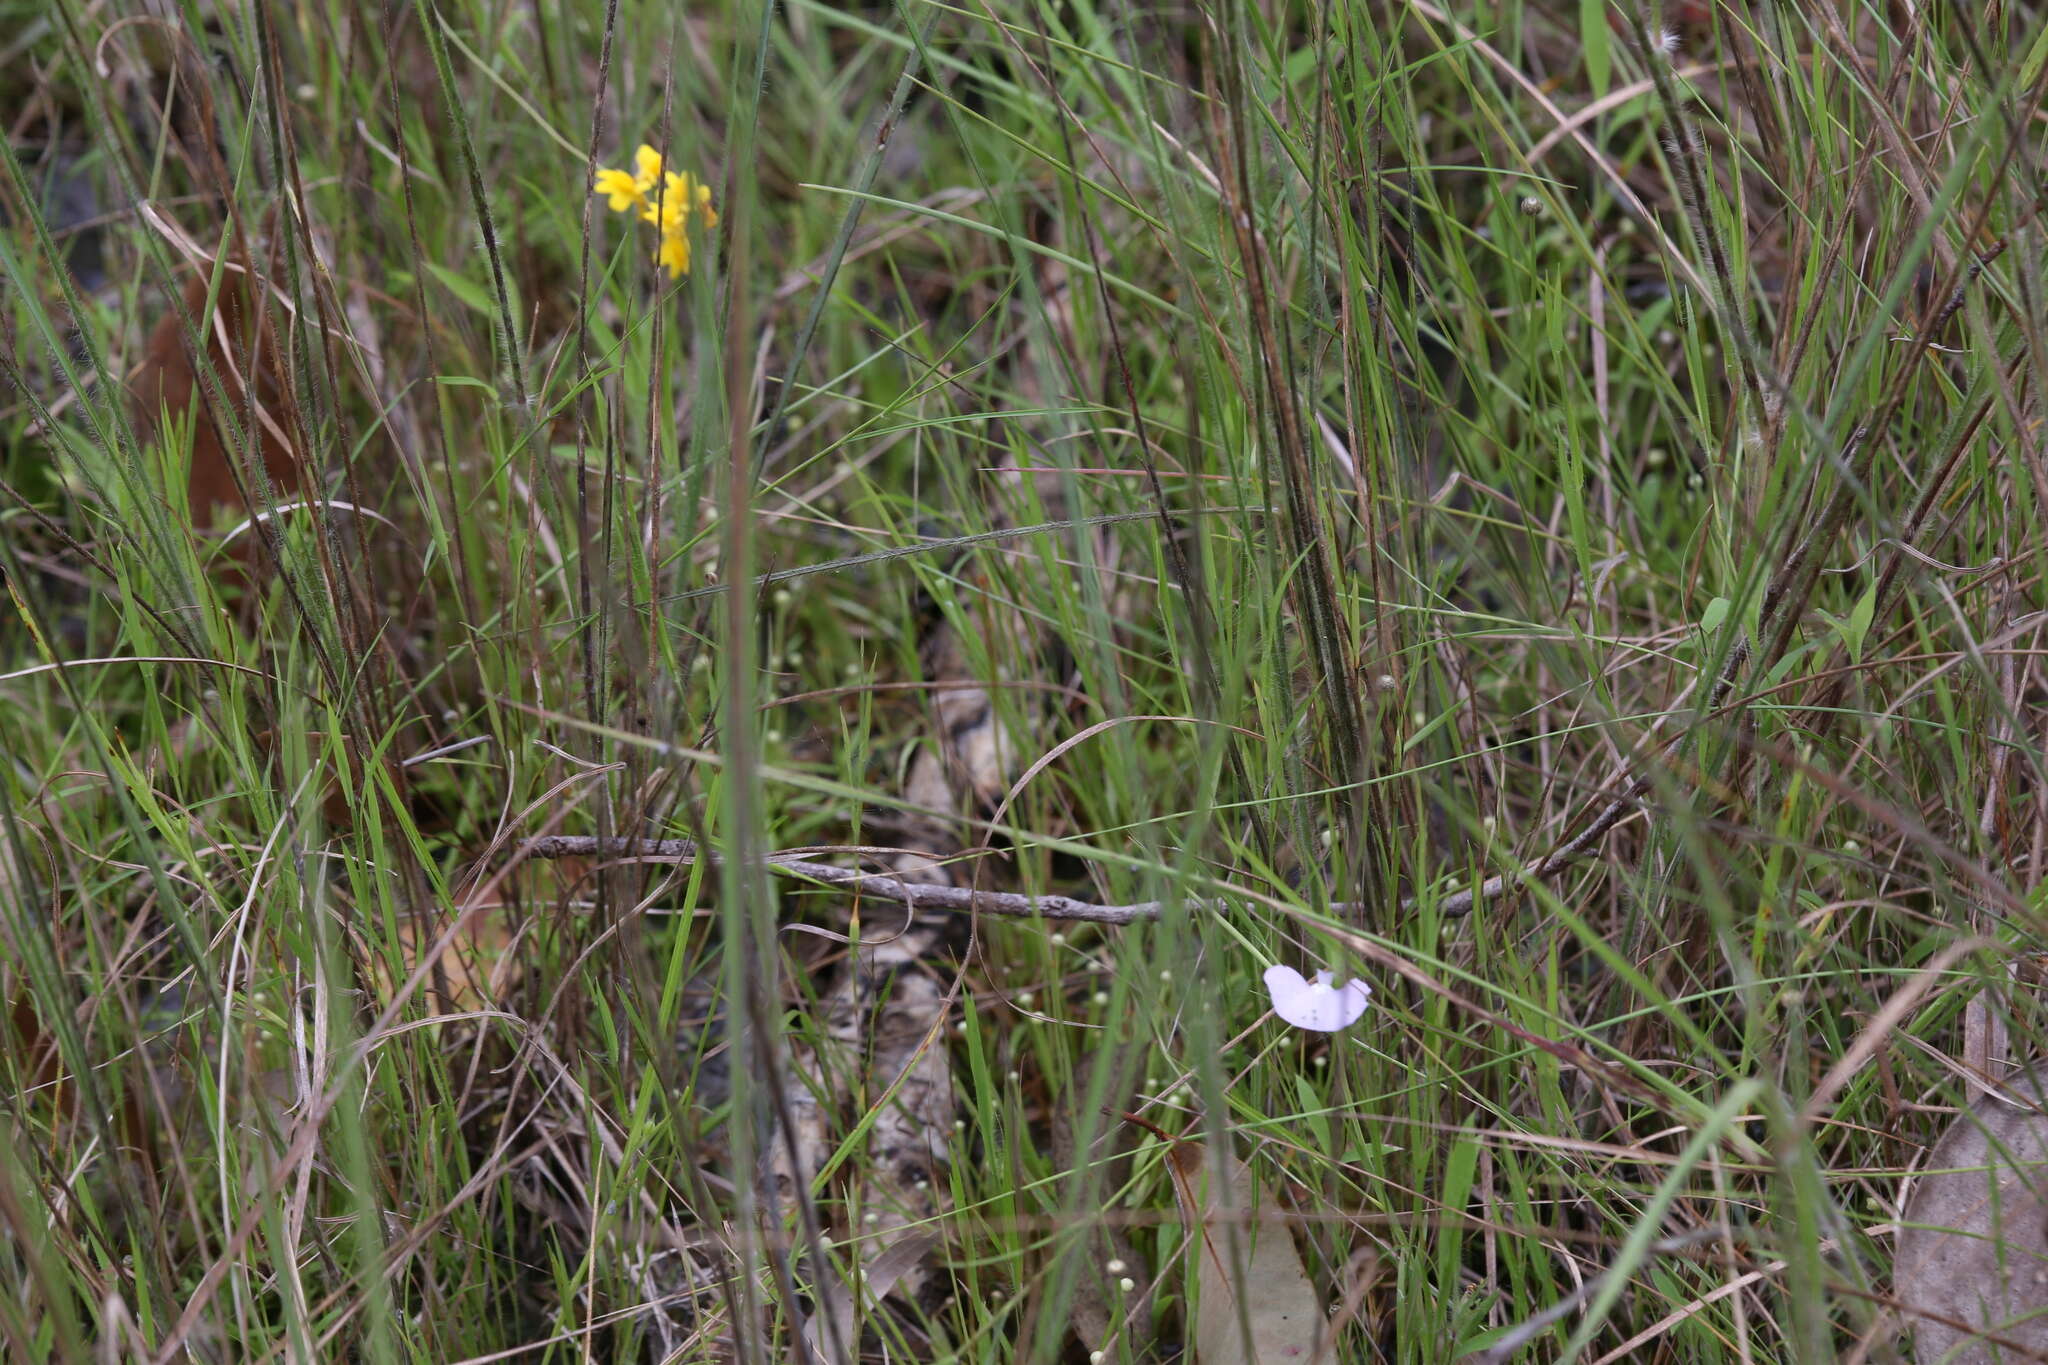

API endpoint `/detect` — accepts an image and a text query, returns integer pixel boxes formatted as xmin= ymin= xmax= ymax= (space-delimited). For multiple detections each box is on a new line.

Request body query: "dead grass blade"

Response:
xmin=1158 ymin=1131 xmax=1333 ymax=1365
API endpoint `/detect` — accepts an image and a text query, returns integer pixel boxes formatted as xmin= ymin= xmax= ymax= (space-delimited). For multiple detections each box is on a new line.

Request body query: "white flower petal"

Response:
xmin=1264 ymin=963 xmax=1372 ymax=1032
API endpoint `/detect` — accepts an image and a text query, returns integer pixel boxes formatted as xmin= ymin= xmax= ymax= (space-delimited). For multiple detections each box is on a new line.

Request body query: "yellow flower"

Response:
xmin=631 ymin=144 xmax=664 ymax=193
xmin=594 ymin=145 xmax=715 ymax=280
xmin=641 ymin=171 xmax=719 ymax=235
xmin=594 ymin=167 xmax=643 ymax=213
xmin=655 ymin=231 xmax=691 ymax=279
xmin=593 ymin=146 xmax=668 ymax=214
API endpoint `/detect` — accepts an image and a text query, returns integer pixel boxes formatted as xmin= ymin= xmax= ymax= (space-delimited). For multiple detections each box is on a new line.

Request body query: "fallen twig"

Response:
xmin=522 ymin=836 xmax=1169 ymax=924
xmin=521 ymin=639 xmax=1750 ymax=926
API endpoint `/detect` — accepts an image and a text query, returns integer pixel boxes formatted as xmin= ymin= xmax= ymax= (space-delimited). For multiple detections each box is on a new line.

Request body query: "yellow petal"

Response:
xmin=664 ymin=173 xmax=695 ymax=221
xmin=639 ymin=194 xmax=686 ymax=235
xmin=593 ymin=168 xmax=643 ymax=213
xmin=656 ymin=231 xmax=691 ymax=279
xmin=633 ymin=144 xmax=664 ymax=192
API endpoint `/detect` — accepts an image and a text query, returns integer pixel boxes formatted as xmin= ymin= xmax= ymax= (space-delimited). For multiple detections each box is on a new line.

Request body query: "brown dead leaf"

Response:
xmin=1161 ymin=1133 xmax=1334 ymax=1365
xmin=388 ymin=910 xmax=516 ymax=1011
xmin=375 ymin=868 xmax=538 ymax=1011
xmin=1896 ymin=1063 xmax=2048 ymax=1364
xmin=130 ymin=250 xmax=306 ymax=531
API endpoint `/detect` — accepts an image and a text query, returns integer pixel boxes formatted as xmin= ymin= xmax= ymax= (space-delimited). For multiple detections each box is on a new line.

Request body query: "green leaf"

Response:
xmin=2022 ymin=18 xmax=2048 ymax=90
xmin=1437 ymin=1136 xmax=1481 ymax=1288
xmin=1844 ymin=583 xmax=1878 ymax=663
xmin=1766 ymin=640 xmax=1815 ymax=688
xmin=425 ymin=261 xmax=497 ymax=317
xmin=1700 ymin=596 xmax=1730 ymax=634
xmin=1581 ymin=0 xmax=1611 ymax=97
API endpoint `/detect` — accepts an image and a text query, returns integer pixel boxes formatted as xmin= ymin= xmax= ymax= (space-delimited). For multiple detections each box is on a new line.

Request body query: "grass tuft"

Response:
xmin=4 ymin=1 xmax=2047 ymax=1360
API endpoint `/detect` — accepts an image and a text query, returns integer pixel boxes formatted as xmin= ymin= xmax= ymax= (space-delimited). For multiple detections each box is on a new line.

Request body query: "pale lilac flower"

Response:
xmin=1263 ymin=965 xmax=1372 ymax=1032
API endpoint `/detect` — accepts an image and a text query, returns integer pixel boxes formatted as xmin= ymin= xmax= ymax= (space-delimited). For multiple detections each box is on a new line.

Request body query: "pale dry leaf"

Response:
xmin=1162 ymin=1135 xmax=1333 ymax=1365
xmin=1897 ymin=1062 xmax=2048 ymax=1363
xmin=799 ymin=1230 xmax=939 ymax=1363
